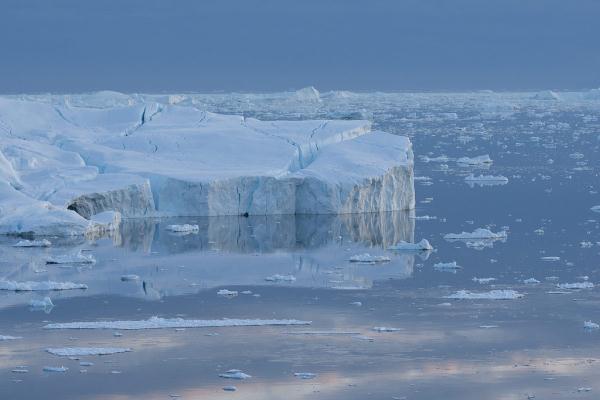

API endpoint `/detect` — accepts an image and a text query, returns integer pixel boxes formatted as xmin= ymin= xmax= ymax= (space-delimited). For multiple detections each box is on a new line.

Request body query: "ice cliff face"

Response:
xmin=0 ymin=93 xmax=414 ymax=236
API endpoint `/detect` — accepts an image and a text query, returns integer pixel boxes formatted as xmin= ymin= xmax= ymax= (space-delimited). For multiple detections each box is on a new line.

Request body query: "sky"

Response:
xmin=1 ymin=0 xmax=599 ymax=93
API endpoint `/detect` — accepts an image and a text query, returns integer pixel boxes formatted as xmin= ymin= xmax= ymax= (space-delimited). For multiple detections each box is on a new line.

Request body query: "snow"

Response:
xmin=447 ymin=290 xmax=524 ymax=300
xmin=13 ymin=239 xmax=51 ymax=247
xmin=556 ymin=282 xmax=594 ymax=289
xmin=43 ymin=316 xmax=311 ymax=330
xmin=219 ymin=369 xmax=251 ymax=380
xmin=0 ymin=94 xmax=414 ymax=236
xmin=348 ymin=253 xmax=391 ymax=264
xmin=444 ymin=228 xmax=507 ymax=241
xmin=387 ymin=239 xmax=433 ymax=251
xmin=46 ymin=347 xmax=132 ymax=357
xmin=0 ymin=280 xmax=88 ymax=291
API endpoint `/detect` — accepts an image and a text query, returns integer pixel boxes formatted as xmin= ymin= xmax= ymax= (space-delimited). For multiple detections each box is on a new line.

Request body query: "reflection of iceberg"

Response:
xmin=0 ymin=211 xmax=415 ymax=307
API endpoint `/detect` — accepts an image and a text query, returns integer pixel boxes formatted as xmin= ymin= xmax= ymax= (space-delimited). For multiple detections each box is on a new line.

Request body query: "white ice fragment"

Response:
xmin=348 ymin=254 xmax=391 ymax=264
xmin=433 ymin=261 xmax=462 ymax=271
xmin=47 ymin=347 xmax=132 ymax=357
xmin=584 ymin=321 xmax=599 ymax=330
xmin=46 ymin=250 xmax=95 ymax=265
xmin=43 ymin=316 xmax=311 ymax=330
xmin=556 ymin=282 xmax=594 ymax=289
xmin=13 ymin=239 xmax=51 ymax=247
xmin=0 ymin=335 xmax=22 ymax=341
xmin=217 ymin=289 xmax=238 ymax=297
xmin=219 ymin=369 xmax=251 ymax=380
xmin=577 ymin=387 xmax=592 ymax=392
xmin=29 ymin=297 xmax=54 ymax=309
xmin=464 ymin=174 xmax=508 ymax=185
xmin=372 ymin=327 xmax=403 ymax=332
xmin=43 ymin=366 xmax=68 ymax=372
xmin=523 ymin=278 xmax=540 ymax=284
xmin=350 ymin=301 xmax=362 ymax=307
xmin=11 ymin=368 xmax=28 ymax=373
xmin=264 ymin=274 xmax=296 ymax=282
xmin=580 ymin=241 xmax=594 ymax=248
xmin=166 ymin=224 xmax=199 ymax=234
xmin=387 ymin=239 xmax=433 ymax=251
xmin=541 ymin=256 xmax=560 ymax=262
xmin=456 ymin=155 xmax=493 ymax=165
xmin=472 ymin=277 xmax=496 ymax=284
xmin=447 ymin=290 xmax=523 ymax=300
xmin=444 ymin=228 xmax=507 ymax=241
xmin=0 ymin=280 xmax=87 ymax=291
xmin=591 ymin=205 xmax=600 ymax=213
xmin=294 ymin=372 xmax=317 ymax=379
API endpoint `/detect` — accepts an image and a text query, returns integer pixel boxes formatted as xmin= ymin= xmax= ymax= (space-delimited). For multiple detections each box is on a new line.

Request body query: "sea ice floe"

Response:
xmin=372 ymin=327 xmax=403 ymax=332
xmin=46 ymin=250 xmax=95 ymax=265
xmin=43 ymin=316 xmax=311 ymax=330
xmin=556 ymin=282 xmax=594 ymax=289
xmin=541 ymin=256 xmax=560 ymax=262
xmin=46 ymin=347 xmax=132 ymax=357
xmin=13 ymin=239 xmax=52 ymax=247
xmin=433 ymin=261 xmax=462 ymax=271
xmin=456 ymin=155 xmax=493 ymax=165
xmin=444 ymin=228 xmax=507 ymax=241
xmin=0 ymin=335 xmax=22 ymax=341
xmin=264 ymin=274 xmax=296 ymax=282
xmin=166 ymin=224 xmax=199 ymax=233
xmin=0 ymin=280 xmax=87 ymax=291
xmin=447 ymin=290 xmax=524 ymax=300
xmin=43 ymin=366 xmax=68 ymax=373
xmin=387 ymin=239 xmax=433 ymax=251
xmin=584 ymin=321 xmax=599 ymax=330
xmin=219 ymin=369 xmax=251 ymax=380
xmin=29 ymin=297 xmax=54 ymax=309
xmin=348 ymin=254 xmax=391 ymax=264
xmin=472 ymin=277 xmax=496 ymax=284
xmin=464 ymin=174 xmax=508 ymax=186
xmin=294 ymin=372 xmax=317 ymax=379
xmin=523 ymin=278 xmax=540 ymax=284
xmin=217 ymin=289 xmax=238 ymax=297
xmin=591 ymin=205 xmax=600 ymax=213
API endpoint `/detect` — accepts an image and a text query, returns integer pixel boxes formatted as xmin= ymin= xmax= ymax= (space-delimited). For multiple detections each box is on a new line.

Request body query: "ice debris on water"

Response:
xmin=43 ymin=366 xmax=68 ymax=373
xmin=217 ymin=289 xmax=238 ymax=297
xmin=447 ymin=290 xmax=524 ymax=300
xmin=348 ymin=253 xmax=391 ymax=264
xmin=591 ymin=205 xmax=600 ymax=213
xmin=464 ymin=174 xmax=508 ymax=184
xmin=0 ymin=280 xmax=87 ymax=291
xmin=46 ymin=250 xmax=95 ymax=265
xmin=523 ymin=278 xmax=540 ymax=284
xmin=0 ymin=335 xmax=22 ymax=341
xmin=584 ymin=321 xmax=599 ymax=330
xmin=372 ymin=327 xmax=403 ymax=332
xmin=13 ymin=239 xmax=51 ymax=247
xmin=166 ymin=224 xmax=199 ymax=234
xmin=294 ymin=372 xmax=317 ymax=379
xmin=43 ymin=316 xmax=311 ymax=330
xmin=223 ymin=386 xmax=237 ymax=391
xmin=444 ymin=228 xmax=507 ymax=241
xmin=541 ymin=256 xmax=560 ymax=261
xmin=29 ymin=297 xmax=54 ymax=310
xmin=456 ymin=155 xmax=493 ymax=165
xmin=556 ymin=282 xmax=594 ymax=289
xmin=387 ymin=239 xmax=433 ymax=251
xmin=264 ymin=274 xmax=296 ymax=282
xmin=219 ymin=369 xmax=251 ymax=380
xmin=434 ymin=261 xmax=462 ymax=271
xmin=46 ymin=347 xmax=132 ymax=357
xmin=472 ymin=277 xmax=496 ymax=284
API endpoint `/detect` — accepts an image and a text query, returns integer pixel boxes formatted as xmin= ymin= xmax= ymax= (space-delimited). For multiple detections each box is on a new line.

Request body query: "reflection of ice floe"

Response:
xmin=44 ymin=316 xmax=311 ymax=330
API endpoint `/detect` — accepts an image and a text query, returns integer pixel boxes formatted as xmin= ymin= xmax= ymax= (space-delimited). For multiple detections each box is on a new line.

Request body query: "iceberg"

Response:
xmin=0 ymin=94 xmax=414 ymax=237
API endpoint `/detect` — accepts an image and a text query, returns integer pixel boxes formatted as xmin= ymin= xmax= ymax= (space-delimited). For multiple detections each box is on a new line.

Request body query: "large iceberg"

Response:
xmin=0 ymin=94 xmax=414 ymax=236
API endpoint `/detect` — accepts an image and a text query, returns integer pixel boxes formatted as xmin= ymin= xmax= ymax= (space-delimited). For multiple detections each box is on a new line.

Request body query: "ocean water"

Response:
xmin=1 ymin=90 xmax=600 ymax=399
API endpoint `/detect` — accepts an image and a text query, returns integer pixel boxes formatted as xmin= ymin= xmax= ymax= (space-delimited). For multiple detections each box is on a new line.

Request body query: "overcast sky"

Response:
xmin=2 ymin=0 xmax=599 ymax=93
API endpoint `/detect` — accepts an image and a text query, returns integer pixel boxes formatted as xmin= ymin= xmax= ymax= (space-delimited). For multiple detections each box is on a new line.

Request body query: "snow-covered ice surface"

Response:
xmin=3 ymin=89 xmax=600 ymax=399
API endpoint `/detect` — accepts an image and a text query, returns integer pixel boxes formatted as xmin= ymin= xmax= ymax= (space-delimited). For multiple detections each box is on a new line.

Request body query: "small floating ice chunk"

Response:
xmin=13 ymin=239 xmax=51 ymax=247
xmin=591 ymin=205 xmax=600 ymax=213
xmin=434 ymin=261 xmax=462 ymax=271
xmin=444 ymin=228 xmax=507 ymax=241
xmin=456 ymin=155 xmax=492 ymax=165
xmin=29 ymin=297 xmax=54 ymax=310
xmin=11 ymin=368 xmax=28 ymax=373
xmin=584 ymin=321 xmax=599 ymax=330
xmin=43 ymin=366 xmax=68 ymax=373
xmin=523 ymin=278 xmax=540 ymax=284
xmin=0 ymin=280 xmax=87 ymax=291
xmin=464 ymin=174 xmax=508 ymax=185
xmin=166 ymin=224 xmax=199 ymax=233
xmin=556 ymin=282 xmax=594 ymax=289
xmin=348 ymin=253 xmax=391 ymax=264
xmin=350 ymin=301 xmax=362 ymax=307
xmin=223 ymin=386 xmax=237 ymax=391
xmin=0 ymin=335 xmax=22 ymax=341
xmin=120 ymin=275 xmax=140 ymax=282
xmin=580 ymin=241 xmax=594 ymax=248
xmin=46 ymin=250 xmax=95 ymax=265
xmin=217 ymin=289 xmax=238 ymax=297
xmin=372 ymin=327 xmax=403 ymax=332
xmin=294 ymin=372 xmax=317 ymax=379
xmin=44 ymin=316 xmax=311 ymax=330
xmin=387 ymin=239 xmax=433 ymax=251
xmin=46 ymin=347 xmax=132 ymax=357
xmin=447 ymin=290 xmax=523 ymax=300
xmin=472 ymin=277 xmax=496 ymax=284
xmin=578 ymin=387 xmax=592 ymax=392
xmin=219 ymin=369 xmax=251 ymax=380
xmin=541 ymin=256 xmax=560 ymax=262
xmin=264 ymin=274 xmax=296 ymax=282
